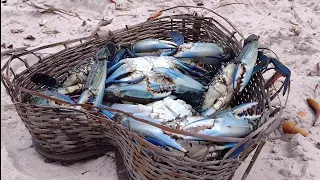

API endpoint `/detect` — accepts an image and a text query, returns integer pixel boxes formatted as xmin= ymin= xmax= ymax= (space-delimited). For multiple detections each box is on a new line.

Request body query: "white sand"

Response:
xmin=1 ymin=0 xmax=320 ymax=179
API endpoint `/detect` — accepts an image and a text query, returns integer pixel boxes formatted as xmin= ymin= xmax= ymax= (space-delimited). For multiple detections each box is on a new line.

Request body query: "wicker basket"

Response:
xmin=1 ymin=6 xmax=285 ymax=179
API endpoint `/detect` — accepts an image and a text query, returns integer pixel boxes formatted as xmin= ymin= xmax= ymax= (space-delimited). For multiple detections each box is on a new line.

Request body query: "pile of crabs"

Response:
xmin=30 ymin=31 xmax=290 ymax=160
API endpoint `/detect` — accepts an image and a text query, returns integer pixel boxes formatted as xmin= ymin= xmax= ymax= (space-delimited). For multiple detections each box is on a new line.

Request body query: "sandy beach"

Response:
xmin=1 ymin=0 xmax=320 ymax=179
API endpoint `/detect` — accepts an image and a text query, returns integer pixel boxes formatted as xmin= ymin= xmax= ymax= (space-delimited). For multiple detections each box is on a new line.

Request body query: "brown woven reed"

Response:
xmin=1 ymin=6 xmax=284 ymax=179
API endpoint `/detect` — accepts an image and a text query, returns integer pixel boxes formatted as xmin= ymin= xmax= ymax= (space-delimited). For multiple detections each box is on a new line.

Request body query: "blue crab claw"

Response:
xmin=105 ymin=82 xmax=174 ymax=104
xmin=253 ymin=51 xmax=291 ymax=96
xmin=173 ymin=42 xmax=234 ymax=60
xmin=209 ymin=102 xmax=261 ymax=121
xmin=106 ymin=63 xmax=136 ymax=85
xmin=152 ymin=67 xmax=205 ymax=94
xmin=111 ymin=75 xmax=146 ymax=85
xmin=132 ymin=39 xmax=177 ymax=56
xmin=157 ymin=31 xmax=185 ymax=56
xmin=182 ymin=116 xmax=259 ymax=141
xmin=233 ymin=34 xmax=260 ymax=93
xmin=119 ymin=115 xmax=187 ymax=152
xmin=175 ymin=59 xmax=209 ymax=78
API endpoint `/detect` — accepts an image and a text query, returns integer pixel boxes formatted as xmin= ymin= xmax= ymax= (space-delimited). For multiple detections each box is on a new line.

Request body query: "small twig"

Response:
xmin=214 ymin=2 xmax=247 ymax=10
xmin=91 ymin=18 xmax=113 ymax=36
xmin=289 ymin=20 xmax=299 ymax=26
xmin=315 ymin=84 xmax=319 ymax=94
xmin=116 ymin=14 xmax=137 ymax=17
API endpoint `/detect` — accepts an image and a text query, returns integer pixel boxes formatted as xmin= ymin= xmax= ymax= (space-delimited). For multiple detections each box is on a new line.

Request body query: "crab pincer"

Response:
xmin=182 ymin=102 xmax=261 ymax=141
xmin=233 ymin=34 xmax=260 ymax=93
xmin=152 ymin=67 xmax=205 ymax=95
xmin=132 ymin=39 xmax=178 ymax=56
xmin=76 ymin=45 xmax=110 ymax=109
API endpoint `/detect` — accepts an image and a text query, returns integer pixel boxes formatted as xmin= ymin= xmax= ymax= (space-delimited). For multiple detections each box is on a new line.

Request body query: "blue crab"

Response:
xmin=181 ymin=102 xmax=261 ymax=141
xmin=201 ymin=34 xmax=260 ymax=116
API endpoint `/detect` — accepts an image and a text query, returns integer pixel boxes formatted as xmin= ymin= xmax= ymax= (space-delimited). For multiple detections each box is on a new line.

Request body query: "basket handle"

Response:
xmin=150 ymin=5 xmax=245 ymax=41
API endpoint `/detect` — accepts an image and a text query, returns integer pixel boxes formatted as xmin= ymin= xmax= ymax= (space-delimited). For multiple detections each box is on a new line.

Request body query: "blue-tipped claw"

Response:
xmin=209 ymin=102 xmax=261 ymax=121
xmin=175 ymin=59 xmax=209 ymax=77
xmin=158 ymin=32 xmax=183 ymax=56
xmin=106 ymin=64 xmax=134 ymax=85
xmin=152 ymin=67 xmax=205 ymax=94
xmin=182 ymin=116 xmax=259 ymax=141
xmin=132 ymin=39 xmax=177 ymax=54
xmin=111 ymin=75 xmax=146 ymax=85
xmin=233 ymin=35 xmax=259 ymax=93
xmin=173 ymin=42 xmax=231 ymax=60
xmin=105 ymin=82 xmax=173 ymax=104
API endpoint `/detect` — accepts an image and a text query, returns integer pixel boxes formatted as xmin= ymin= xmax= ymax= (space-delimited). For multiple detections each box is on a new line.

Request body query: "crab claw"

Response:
xmin=119 ymin=114 xmax=187 ymax=152
xmin=182 ymin=117 xmax=257 ymax=141
xmin=152 ymin=67 xmax=205 ymax=94
xmin=132 ymin=39 xmax=177 ymax=56
xmin=210 ymin=102 xmax=261 ymax=121
xmin=105 ymin=82 xmax=174 ymax=104
xmin=106 ymin=62 xmax=137 ymax=85
xmin=174 ymin=42 xmax=234 ymax=61
xmin=233 ymin=34 xmax=260 ymax=93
